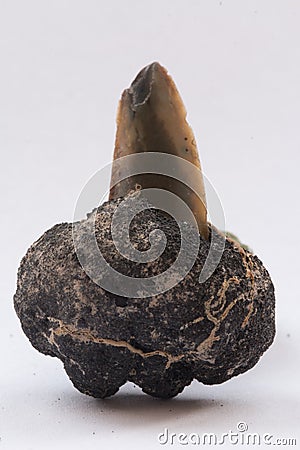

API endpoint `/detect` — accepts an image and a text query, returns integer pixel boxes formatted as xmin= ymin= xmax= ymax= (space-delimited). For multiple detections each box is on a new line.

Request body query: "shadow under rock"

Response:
xmin=84 ymin=382 xmax=220 ymax=427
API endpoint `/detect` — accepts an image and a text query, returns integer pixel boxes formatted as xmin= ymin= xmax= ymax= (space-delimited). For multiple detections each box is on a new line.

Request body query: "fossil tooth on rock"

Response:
xmin=14 ymin=63 xmax=275 ymax=399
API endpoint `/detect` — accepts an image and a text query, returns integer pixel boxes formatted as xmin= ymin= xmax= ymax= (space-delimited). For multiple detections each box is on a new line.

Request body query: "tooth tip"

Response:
xmin=137 ymin=61 xmax=164 ymax=75
xmin=128 ymin=62 xmax=171 ymax=108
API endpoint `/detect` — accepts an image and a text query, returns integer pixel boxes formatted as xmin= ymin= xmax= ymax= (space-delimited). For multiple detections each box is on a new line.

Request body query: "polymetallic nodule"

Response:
xmin=14 ymin=63 xmax=275 ymax=399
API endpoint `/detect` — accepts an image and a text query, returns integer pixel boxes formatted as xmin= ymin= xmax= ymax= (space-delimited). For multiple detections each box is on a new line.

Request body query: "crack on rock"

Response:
xmin=47 ymin=317 xmax=185 ymax=370
xmin=242 ymin=302 xmax=255 ymax=329
xmin=42 ymin=330 xmax=86 ymax=375
xmin=179 ymin=315 xmax=204 ymax=330
xmin=205 ymin=276 xmax=240 ymax=324
xmin=239 ymin=246 xmax=256 ymax=327
xmin=196 ymin=327 xmax=220 ymax=363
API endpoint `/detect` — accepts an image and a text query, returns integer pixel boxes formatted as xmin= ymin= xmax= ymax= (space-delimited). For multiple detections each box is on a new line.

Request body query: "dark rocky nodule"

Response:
xmin=14 ymin=194 xmax=275 ymax=398
xmin=14 ymin=63 xmax=275 ymax=399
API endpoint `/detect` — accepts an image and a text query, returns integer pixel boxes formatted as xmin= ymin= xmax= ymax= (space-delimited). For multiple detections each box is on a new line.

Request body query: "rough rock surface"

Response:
xmin=14 ymin=195 xmax=275 ymax=398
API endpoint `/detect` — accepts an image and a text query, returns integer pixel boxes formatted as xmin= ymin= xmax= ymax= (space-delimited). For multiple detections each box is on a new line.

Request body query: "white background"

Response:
xmin=0 ymin=0 xmax=299 ymax=449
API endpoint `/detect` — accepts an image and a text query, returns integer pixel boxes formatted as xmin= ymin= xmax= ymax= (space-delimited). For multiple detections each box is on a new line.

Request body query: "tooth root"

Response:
xmin=109 ymin=62 xmax=208 ymax=240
